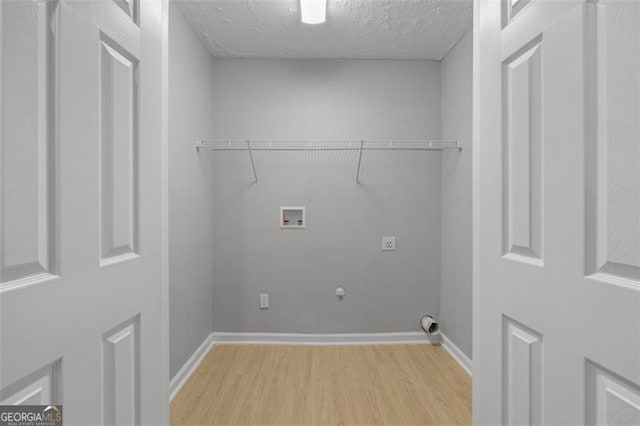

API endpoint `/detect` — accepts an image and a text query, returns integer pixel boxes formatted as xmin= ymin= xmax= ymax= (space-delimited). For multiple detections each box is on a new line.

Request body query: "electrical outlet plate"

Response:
xmin=382 ymin=236 xmax=396 ymax=251
xmin=260 ymin=293 xmax=269 ymax=309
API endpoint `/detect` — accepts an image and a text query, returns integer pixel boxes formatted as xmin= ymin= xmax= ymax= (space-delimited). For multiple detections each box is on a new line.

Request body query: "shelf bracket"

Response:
xmin=355 ymin=140 xmax=364 ymax=185
xmin=247 ymin=140 xmax=258 ymax=184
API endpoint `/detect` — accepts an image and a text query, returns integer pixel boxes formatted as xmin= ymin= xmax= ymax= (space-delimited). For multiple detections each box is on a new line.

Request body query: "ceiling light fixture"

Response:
xmin=300 ymin=0 xmax=326 ymax=24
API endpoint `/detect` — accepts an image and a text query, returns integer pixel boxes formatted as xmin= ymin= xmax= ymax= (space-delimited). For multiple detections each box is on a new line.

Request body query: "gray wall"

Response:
xmin=168 ymin=4 xmax=215 ymax=377
xmin=440 ymin=30 xmax=473 ymax=358
xmin=208 ymin=59 xmax=443 ymax=333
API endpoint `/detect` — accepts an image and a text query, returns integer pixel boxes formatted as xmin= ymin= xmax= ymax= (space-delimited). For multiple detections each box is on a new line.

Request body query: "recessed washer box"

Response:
xmin=280 ymin=207 xmax=305 ymax=229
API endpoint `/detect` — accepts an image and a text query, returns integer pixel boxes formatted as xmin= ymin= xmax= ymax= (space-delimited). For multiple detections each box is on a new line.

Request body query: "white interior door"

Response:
xmin=0 ymin=0 xmax=168 ymax=424
xmin=474 ymin=0 xmax=640 ymax=423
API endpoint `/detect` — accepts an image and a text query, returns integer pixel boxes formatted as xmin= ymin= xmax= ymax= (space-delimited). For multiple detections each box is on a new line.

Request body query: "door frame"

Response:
xmin=471 ymin=0 xmax=483 ymax=420
xmin=159 ymin=0 xmax=171 ymax=414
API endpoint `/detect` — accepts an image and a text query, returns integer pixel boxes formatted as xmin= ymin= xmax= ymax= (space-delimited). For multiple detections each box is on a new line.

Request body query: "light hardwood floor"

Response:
xmin=171 ymin=344 xmax=471 ymax=425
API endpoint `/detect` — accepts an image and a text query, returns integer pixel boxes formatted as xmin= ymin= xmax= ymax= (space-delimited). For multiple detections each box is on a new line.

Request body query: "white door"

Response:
xmin=0 ymin=0 xmax=168 ymax=424
xmin=474 ymin=0 xmax=640 ymax=423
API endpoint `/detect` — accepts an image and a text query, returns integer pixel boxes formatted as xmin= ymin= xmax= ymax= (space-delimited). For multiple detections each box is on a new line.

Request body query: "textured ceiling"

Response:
xmin=175 ymin=0 xmax=473 ymax=60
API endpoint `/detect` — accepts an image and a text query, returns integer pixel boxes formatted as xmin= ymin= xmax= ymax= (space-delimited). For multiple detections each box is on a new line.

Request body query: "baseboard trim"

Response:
xmin=170 ymin=331 xmax=440 ymax=400
xmin=440 ymin=333 xmax=472 ymax=376
xmin=211 ymin=331 xmax=438 ymax=346
xmin=169 ymin=333 xmax=216 ymax=401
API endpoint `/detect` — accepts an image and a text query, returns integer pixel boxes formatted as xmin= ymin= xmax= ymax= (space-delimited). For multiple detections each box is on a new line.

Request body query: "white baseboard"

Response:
xmin=211 ymin=331 xmax=438 ymax=346
xmin=440 ymin=333 xmax=472 ymax=376
xmin=170 ymin=331 xmax=439 ymax=401
xmin=169 ymin=333 xmax=216 ymax=401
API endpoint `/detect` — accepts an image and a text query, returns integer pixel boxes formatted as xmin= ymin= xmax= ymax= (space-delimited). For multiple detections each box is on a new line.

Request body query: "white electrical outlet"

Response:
xmin=260 ymin=293 xmax=269 ymax=309
xmin=382 ymin=236 xmax=396 ymax=251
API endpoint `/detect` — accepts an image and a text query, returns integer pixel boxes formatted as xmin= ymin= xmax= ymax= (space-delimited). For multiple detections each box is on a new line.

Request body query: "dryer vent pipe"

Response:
xmin=421 ymin=315 xmax=439 ymax=335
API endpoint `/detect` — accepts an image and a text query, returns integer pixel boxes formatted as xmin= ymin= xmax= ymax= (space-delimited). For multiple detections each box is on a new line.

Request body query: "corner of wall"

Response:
xmin=438 ymin=27 xmax=474 ymax=361
xmin=167 ymin=4 xmax=217 ymax=379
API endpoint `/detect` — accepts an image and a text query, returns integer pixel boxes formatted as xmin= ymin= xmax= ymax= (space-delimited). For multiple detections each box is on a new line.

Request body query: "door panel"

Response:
xmin=475 ymin=0 xmax=640 ymax=424
xmin=0 ymin=0 xmax=55 ymax=287
xmin=586 ymin=0 xmax=640 ymax=282
xmin=587 ymin=361 xmax=640 ymax=425
xmin=111 ymin=0 xmax=139 ymax=24
xmin=0 ymin=361 xmax=61 ymax=406
xmin=103 ymin=316 xmax=139 ymax=426
xmin=502 ymin=36 xmax=543 ymax=264
xmin=0 ymin=0 xmax=167 ymax=424
xmin=502 ymin=316 xmax=543 ymax=425
xmin=99 ymin=33 xmax=139 ymax=264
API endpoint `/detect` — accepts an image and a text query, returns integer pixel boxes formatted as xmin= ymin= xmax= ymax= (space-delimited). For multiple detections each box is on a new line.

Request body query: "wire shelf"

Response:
xmin=196 ymin=139 xmax=462 ymax=152
xmin=195 ymin=139 xmax=462 ymax=185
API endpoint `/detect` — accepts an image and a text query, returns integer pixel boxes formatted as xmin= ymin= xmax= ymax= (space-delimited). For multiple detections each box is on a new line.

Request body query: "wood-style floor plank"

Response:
xmin=171 ymin=344 xmax=471 ymax=425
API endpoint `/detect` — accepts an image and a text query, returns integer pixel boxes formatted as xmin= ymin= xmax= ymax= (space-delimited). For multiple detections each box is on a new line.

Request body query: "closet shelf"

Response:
xmin=195 ymin=139 xmax=462 ymax=185
xmin=196 ymin=139 xmax=462 ymax=152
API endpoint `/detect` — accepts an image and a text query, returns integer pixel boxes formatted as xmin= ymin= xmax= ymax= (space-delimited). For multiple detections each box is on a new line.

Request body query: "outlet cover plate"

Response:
xmin=382 ymin=236 xmax=396 ymax=251
xmin=260 ymin=293 xmax=269 ymax=309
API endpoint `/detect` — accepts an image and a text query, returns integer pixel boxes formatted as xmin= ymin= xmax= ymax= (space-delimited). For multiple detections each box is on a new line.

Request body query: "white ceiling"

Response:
xmin=175 ymin=0 xmax=473 ymax=60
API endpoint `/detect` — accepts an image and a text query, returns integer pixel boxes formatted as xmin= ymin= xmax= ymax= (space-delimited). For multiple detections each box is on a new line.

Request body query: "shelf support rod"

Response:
xmin=247 ymin=140 xmax=258 ymax=184
xmin=355 ymin=140 xmax=364 ymax=185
